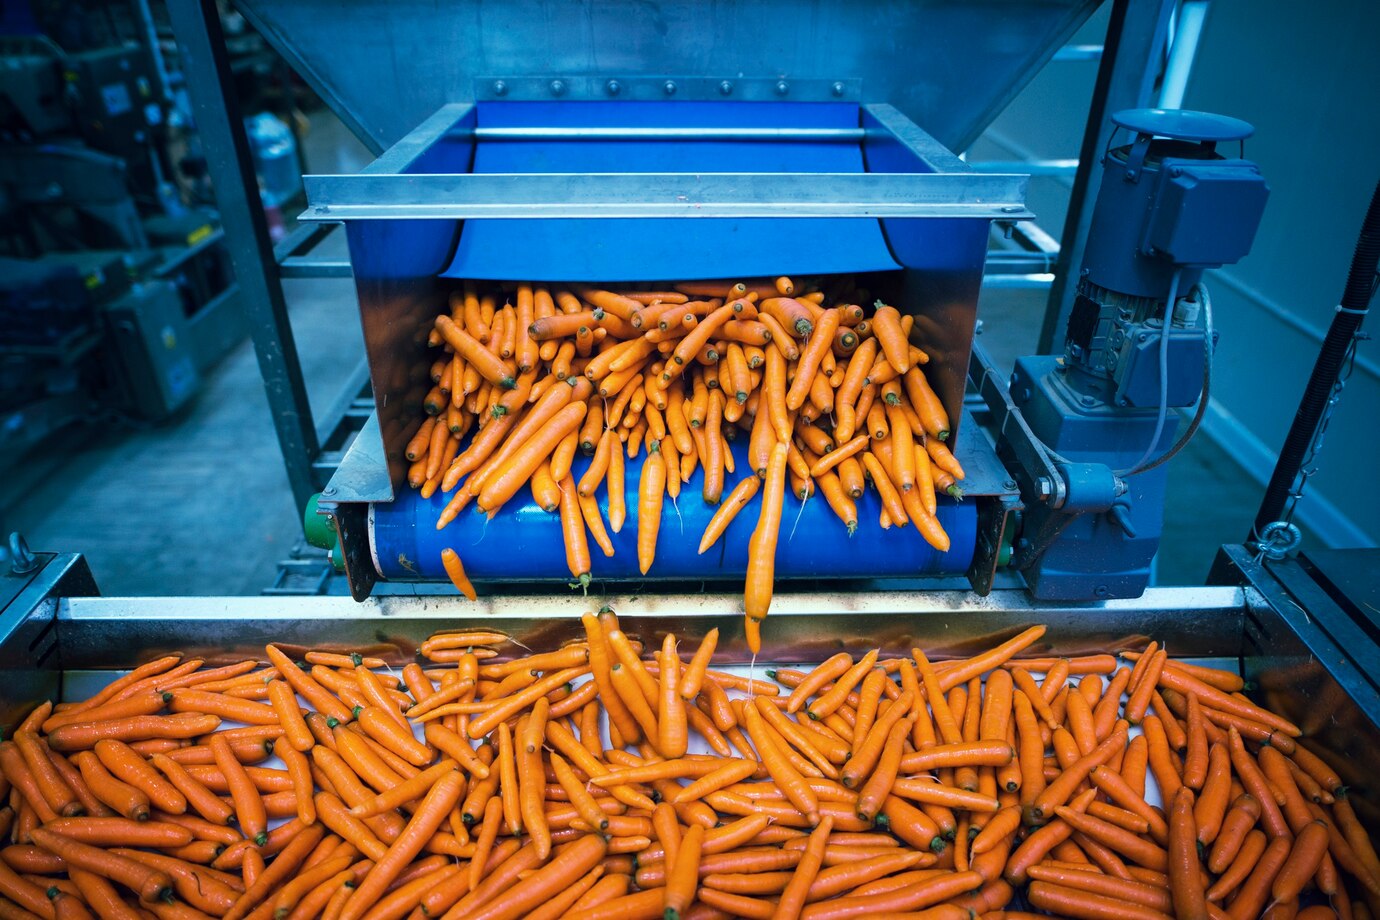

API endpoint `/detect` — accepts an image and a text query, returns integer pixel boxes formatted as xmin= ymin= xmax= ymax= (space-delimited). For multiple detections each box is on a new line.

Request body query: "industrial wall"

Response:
xmin=1184 ymin=0 xmax=1379 ymax=547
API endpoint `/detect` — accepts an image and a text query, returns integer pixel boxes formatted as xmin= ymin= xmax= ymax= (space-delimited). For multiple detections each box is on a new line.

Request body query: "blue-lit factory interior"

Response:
xmin=0 ymin=3 xmax=1377 ymax=918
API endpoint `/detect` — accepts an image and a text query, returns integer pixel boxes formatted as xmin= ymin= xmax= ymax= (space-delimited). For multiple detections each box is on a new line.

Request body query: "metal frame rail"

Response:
xmin=166 ymin=0 xmax=369 ymax=516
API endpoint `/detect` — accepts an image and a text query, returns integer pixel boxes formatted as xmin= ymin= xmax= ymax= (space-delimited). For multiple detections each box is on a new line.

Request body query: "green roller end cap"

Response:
xmin=303 ymin=493 xmax=337 ymax=551
xmin=329 ymin=543 xmax=345 ymax=573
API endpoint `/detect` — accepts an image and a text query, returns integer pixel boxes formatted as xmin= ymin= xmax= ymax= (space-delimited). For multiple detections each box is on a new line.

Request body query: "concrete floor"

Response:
xmin=3 ymin=106 xmax=1264 ymax=595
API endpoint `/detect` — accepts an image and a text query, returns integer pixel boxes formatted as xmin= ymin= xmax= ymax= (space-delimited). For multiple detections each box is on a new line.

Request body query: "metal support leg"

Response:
xmin=167 ymin=0 xmax=320 ymax=514
xmin=1038 ymin=0 xmax=1176 ymax=354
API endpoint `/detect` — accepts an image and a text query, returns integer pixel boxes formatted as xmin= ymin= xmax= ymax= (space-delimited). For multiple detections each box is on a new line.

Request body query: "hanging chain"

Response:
xmin=1253 ymin=271 xmax=1377 ymax=563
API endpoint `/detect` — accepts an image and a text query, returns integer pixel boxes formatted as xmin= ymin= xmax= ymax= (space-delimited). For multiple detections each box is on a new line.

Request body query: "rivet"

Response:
xmin=719 ymin=80 xmax=734 ymax=96
xmin=549 ymin=79 xmax=566 ymax=96
xmin=663 ymin=80 xmax=677 ymax=96
xmin=831 ymin=81 xmax=846 ymax=97
xmin=606 ymin=80 xmax=621 ymax=96
xmin=491 ymin=80 xmax=507 ymax=96
xmin=775 ymin=80 xmax=790 ymax=96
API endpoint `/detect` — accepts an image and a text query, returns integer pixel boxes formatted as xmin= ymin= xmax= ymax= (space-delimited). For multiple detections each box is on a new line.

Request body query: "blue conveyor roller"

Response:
xmin=371 ymin=440 xmax=976 ymax=582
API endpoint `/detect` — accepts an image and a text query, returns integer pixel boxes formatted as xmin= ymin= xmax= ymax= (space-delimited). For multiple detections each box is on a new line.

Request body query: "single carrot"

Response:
xmin=12 ymin=732 xmax=80 ymax=818
xmin=1222 ymin=834 xmax=1292 ymax=920
xmin=1026 ymin=881 xmax=1173 ymax=920
xmin=697 ymin=476 xmax=760 ymax=554
xmin=743 ymin=698 xmax=819 ymax=825
xmin=434 ymin=316 xmax=514 ymax=388
xmin=337 ymin=770 xmax=464 ymax=920
xmin=46 ymin=713 xmax=221 ymax=752
xmin=69 ymin=752 xmax=149 ymax=822
xmin=265 ymin=645 xmax=353 ymax=725
xmin=1166 ymin=786 xmax=1208 ymax=919
xmin=29 ymin=827 xmax=171 ymax=904
xmin=1031 ymin=725 xmax=1128 ymax=822
xmin=89 ymin=740 xmax=184 ymax=815
xmin=856 ymin=720 xmax=911 ymax=822
xmin=438 ymin=548 xmax=478 ymax=600
xmin=745 ymin=442 xmax=789 ymax=648
xmin=638 ymin=440 xmax=666 ymax=574
xmin=209 ymin=734 xmax=267 ymax=845
xmin=664 ymin=823 xmax=705 ymax=920
xmin=558 ymin=474 xmax=593 ymax=589
xmin=1272 ymin=821 xmax=1330 ymax=902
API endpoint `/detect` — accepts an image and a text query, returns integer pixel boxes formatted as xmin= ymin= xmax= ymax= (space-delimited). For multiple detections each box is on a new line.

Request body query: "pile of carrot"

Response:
xmin=406 ymin=278 xmax=963 ymax=649
xmin=2 ymin=618 xmax=1375 ymax=920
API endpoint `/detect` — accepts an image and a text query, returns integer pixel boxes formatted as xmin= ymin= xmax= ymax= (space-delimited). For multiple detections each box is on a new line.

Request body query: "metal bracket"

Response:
xmin=968 ymin=342 xmax=1067 ymax=509
xmin=475 ymin=76 xmax=861 ymax=103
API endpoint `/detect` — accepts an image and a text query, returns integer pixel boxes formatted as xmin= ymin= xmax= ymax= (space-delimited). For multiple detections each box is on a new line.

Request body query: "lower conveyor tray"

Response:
xmin=4 ymin=556 xmax=1379 ymax=824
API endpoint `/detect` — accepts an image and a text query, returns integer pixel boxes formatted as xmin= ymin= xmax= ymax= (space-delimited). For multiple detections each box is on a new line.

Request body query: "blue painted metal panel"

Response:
xmin=441 ymin=101 xmax=900 ymax=281
xmin=372 ymin=439 xmax=975 ymax=582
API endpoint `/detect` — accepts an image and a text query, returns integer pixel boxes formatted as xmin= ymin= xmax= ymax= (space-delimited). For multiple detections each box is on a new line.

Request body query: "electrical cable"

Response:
xmin=1117 ymin=268 xmax=1182 ymax=476
xmin=1128 ymin=281 xmax=1213 ymax=475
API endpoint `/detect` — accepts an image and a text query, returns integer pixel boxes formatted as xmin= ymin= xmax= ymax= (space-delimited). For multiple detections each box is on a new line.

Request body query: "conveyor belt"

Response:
xmin=370 ymin=438 xmax=976 ymax=582
xmin=441 ymin=101 xmax=902 ymax=281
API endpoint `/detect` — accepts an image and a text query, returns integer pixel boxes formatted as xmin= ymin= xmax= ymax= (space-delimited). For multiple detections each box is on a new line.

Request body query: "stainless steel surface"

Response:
xmin=306 ymin=172 xmax=1031 ymax=222
xmin=318 ymin=414 xmax=391 ymax=503
xmin=470 ymin=127 xmax=867 ymax=141
xmin=44 ymin=586 xmax=1245 ymax=669
xmin=235 ymin=0 xmax=1100 ymax=156
xmin=168 ymin=0 xmax=321 ymax=514
xmin=0 ymin=554 xmax=97 ymax=730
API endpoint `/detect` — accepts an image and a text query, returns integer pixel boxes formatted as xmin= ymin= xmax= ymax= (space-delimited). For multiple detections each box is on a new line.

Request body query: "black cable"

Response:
xmin=1251 ymin=179 xmax=1380 ymax=539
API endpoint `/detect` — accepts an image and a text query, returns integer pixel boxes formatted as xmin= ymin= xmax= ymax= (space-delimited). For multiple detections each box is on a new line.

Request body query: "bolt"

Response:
xmin=323 ymin=486 xmax=336 ymax=496
xmin=1037 ymin=477 xmax=1053 ymax=497
xmin=491 ymin=80 xmax=507 ymax=96
xmin=605 ymin=79 xmax=621 ymax=96
xmin=1000 ymin=205 xmax=1022 ymax=213
xmin=1138 ymin=332 xmax=1149 ymax=343
xmin=1080 ymin=395 xmax=1096 ymax=408
xmin=1094 ymin=585 xmax=1111 ymax=598
xmin=719 ymin=80 xmax=734 ymax=95
xmin=775 ymin=80 xmax=790 ymax=96
xmin=1003 ymin=479 xmax=1018 ymax=491
xmin=663 ymin=80 xmax=677 ymax=96
xmin=549 ymin=79 xmax=566 ymax=96
xmin=831 ymin=81 xmax=846 ymax=97
xmin=1170 ymin=167 xmax=1183 ymax=177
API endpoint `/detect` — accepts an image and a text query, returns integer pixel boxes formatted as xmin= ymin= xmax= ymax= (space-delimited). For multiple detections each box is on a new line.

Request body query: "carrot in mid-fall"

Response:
xmin=744 ymin=442 xmax=789 ymax=652
xmin=637 ymin=440 xmax=667 ymax=575
xmin=698 ymin=476 xmax=760 ymax=555
xmin=440 ymin=548 xmax=478 ymax=600
xmin=558 ymin=474 xmax=592 ymax=589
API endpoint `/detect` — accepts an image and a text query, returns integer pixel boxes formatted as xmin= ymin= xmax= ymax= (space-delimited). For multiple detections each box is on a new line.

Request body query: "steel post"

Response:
xmin=167 ymin=0 xmax=321 ymax=514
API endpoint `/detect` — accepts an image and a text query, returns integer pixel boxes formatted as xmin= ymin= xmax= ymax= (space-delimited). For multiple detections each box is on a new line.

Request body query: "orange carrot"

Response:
xmin=440 ymin=549 xmax=478 ymax=600
xmin=638 ymin=440 xmax=666 ymax=574
xmin=744 ymin=442 xmax=789 ymax=651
